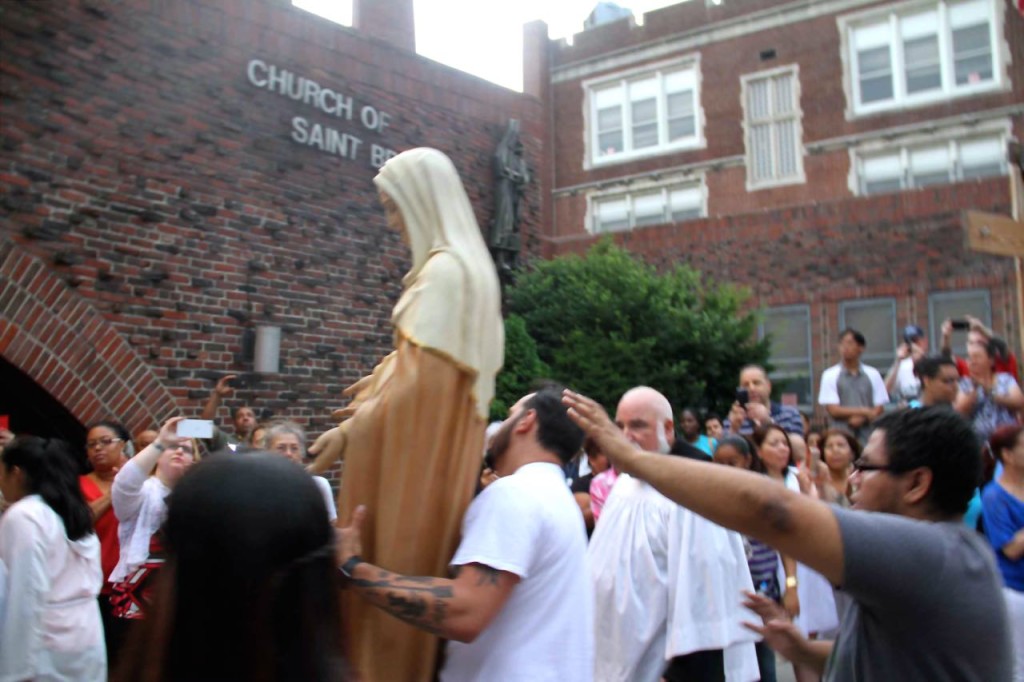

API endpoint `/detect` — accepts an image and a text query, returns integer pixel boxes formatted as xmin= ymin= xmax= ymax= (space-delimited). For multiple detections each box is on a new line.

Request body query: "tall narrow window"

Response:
xmin=743 ymin=66 xmax=803 ymax=189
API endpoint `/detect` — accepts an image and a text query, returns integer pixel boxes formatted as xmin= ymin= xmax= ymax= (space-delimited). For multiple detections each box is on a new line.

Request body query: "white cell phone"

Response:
xmin=177 ymin=419 xmax=214 ymax=439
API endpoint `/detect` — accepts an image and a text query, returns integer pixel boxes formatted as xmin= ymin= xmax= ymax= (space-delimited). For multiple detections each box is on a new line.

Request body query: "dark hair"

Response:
xmin=839 ymin=328 xmax=866 ymax=347
xmin=913 ymin=354 xmax=956 ymax=379
xmin=739 ymin=364 xmax=768 ymax=379
xmin=872 ymin=408 xmax=981 ymax=517
xmin=821 ymin=428 xmax=862 ymax=463
xmin=989 ymin=424 xmax=1024 ymax=464
xmin=1 ymin=437 xmax=93 ymax=541
xmin=523 ymin=385 xmax=584 ymax=464
xmin=714 ymin=435 xmax=765 ymax=474
xmin=705 ymin=413 xmax=722 ymax=424
xmin=232 ymin=405 xmax=255 ymax=420
xmin=751 ymin=424 xmax=795 ymax=469
xmin=117 ymin=453 xmax=347 ymax=681
xmin=87 ymin=419 xmax=131 ymax=444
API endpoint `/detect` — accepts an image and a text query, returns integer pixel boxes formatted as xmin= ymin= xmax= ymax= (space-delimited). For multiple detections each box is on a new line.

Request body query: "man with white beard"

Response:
xmin=587 ymin=386 xmax=759 ymax=681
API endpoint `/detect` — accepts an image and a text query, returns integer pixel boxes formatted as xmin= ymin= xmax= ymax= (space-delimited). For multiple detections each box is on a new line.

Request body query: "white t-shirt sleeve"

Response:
xmin=818 ymin=366 xmax=840 ymax=405
xmin=450 ymin=480 xmax=538 ymax=579
xmin=313 ymin=476 xmax=337 ymax=523
xmin=868 ymin=367 xmax=890 ymax=406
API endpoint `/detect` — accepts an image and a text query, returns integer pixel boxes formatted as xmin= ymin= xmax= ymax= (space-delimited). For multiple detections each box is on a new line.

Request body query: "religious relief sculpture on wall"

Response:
xmin=488 ymin=119 xmax=531 ymax=281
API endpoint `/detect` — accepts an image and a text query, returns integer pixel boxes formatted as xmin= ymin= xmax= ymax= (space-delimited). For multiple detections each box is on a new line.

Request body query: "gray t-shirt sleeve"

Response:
xmin=833 ymin=507 xmax=948 ymax=612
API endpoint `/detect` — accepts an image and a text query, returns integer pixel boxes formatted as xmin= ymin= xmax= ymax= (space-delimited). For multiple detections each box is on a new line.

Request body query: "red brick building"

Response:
xmin=539 ymin=0 xmax=1024 ymax=408
xmin=2 ymin=0 xmax=1022 ymax=451
xmin=0 ymin=0 xmax=545 ymax=466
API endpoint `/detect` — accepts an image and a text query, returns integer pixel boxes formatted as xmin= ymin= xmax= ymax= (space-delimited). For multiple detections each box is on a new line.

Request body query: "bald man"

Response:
xmin=587 ymin=387 xmax=758 ymax=681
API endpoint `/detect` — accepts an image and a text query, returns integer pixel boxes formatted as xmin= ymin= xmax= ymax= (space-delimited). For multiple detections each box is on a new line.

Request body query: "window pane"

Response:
xmin=775 ymin=120 xmax=798 ymax=178
xmin=632 ymin=98 xmax=658 ymax=149
xmin=904 ymin=35 xmax=941 ymax=94
xmin=597 ymin=106 xmax=623 ymax=156
xmin=669 ymin=186 xmax=701 ymax=220
xmin=750 ymin=124 xmax=772 ymax=182
xmin=772 ymin=75 xmax=794 ymax=116
xmin=910 ymin=145 xmax=951 ymax=187
xmin=864 ymin=178 xmax=904 ymax=194
xmin=861 ymin=153 xmax=902 ymax=191
xmin=953 ymin=24 xmax=993 ymax=85
xmin=747 ymin=79 xmax=770 ymax=120
xmin=841 ymin=300 xmax=896 ymax=374
xmin=595 ymin=197 xmax=628 ymax=232
xmin=597 ymin=131 xmax=623 ymax=156
xmin=632 ymin=192 xmax=665 ymax=226
xmin=929 ymin=290 xmax=991 ymax=355
xmin=858 ymin=46 xmax=893 ymax=103
xmin=760 ymin=306 xmax=812 ymax=406
xmin=960 ymin=137 xmax=1005 ymax=179
xmin=667 ymin=91 xmax=695 ymax=141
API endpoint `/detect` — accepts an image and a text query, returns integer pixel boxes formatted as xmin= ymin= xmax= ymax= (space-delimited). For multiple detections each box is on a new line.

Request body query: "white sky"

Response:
xmin=292 ymin=0 xmax=687 ymax=91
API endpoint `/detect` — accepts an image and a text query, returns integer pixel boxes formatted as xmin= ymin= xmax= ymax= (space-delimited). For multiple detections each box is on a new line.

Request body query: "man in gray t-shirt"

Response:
xmin=561 ymin=395 xmax=1013 ymax=682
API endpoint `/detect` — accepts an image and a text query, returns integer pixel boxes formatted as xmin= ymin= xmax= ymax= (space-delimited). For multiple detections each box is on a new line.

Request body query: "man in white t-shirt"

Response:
xmin=884 ymin=325 xmax=927 ymax=402
xmin=818 ymin=328 xmax=889 ymax=443
xmin=337 ymin=386 xmax=593 ymax=682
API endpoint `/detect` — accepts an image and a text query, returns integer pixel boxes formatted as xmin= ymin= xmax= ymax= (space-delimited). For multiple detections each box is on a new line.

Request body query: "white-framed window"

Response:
xmin=839 ymin=298 xmax=897 ymax=374
xmin=589 ymin=180 xmax=705 ymax=234
xmin=586 ymin=58 xmax=703 ymax=166
xmin=854 ymin=132 xmax=1008 ymax=195
xmin=928 ymin=289 xmax=991 ymax=355
xmin=742 ymin=66 xmax=804 ymax=189
xmin=842 ymin=0 xmax=1003 ymax=116
xmin=760 ymin=305 xmax=813 ymax=408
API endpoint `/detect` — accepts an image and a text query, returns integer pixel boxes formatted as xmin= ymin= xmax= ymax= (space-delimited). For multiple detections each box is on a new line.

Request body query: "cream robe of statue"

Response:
xmin=309 ymin=148 xmax=503 ymax=682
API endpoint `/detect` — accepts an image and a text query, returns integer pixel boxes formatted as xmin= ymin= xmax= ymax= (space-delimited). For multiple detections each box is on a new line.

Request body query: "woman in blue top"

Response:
xmin=983 ymin=424 xmax=1024 ymax=681
xmin=680 ymin=408 xmax=716 ymax=457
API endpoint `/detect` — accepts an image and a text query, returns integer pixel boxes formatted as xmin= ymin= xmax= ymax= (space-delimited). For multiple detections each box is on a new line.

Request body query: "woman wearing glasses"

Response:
xmin=79 ymin=420 xmax=132 ymax=657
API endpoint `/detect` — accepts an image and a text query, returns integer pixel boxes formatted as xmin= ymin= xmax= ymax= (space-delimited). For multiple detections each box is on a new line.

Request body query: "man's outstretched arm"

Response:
xmin=338 ymin=507 xmax=518 ymax=643
xmin=563 ymin=390 xmax=846 ymax=586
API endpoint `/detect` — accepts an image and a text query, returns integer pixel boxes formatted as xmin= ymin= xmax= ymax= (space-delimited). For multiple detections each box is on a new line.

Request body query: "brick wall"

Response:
xmin=0 ymin=0 xmax=545 ymax=479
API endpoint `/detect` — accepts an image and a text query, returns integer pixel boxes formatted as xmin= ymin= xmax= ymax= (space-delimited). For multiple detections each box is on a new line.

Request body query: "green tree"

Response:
xmin=490 ymin=313 xmax=550 ymax=420
xmin=501 ymin=240 xmax=769 ymax=416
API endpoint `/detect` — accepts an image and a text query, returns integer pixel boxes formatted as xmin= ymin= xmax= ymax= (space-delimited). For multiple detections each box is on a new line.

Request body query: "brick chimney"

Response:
xmin=353 ymin=0 xmax=416 ymax=52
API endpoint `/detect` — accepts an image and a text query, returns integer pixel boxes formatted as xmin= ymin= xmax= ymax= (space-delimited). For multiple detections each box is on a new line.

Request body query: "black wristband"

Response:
xmin=340 ymin=555 xmax=363 ymax=579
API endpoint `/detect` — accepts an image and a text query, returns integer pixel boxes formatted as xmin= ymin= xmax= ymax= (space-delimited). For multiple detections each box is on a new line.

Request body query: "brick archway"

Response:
xmin=0 ymin=238 xmax=178 ymax=432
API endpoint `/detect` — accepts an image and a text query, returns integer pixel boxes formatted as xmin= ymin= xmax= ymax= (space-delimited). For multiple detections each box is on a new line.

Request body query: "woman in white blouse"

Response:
xmin=109 ymin=417 xmax=194 ymax=621
xmin=0 ymin=436 xmax=106 ymax=681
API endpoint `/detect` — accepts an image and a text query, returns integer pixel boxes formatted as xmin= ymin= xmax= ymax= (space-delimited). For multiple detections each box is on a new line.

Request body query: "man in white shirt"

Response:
xmin=588 ymin=386 xmax=759 ymax=682
xmin=337 ymin=386 xmax=593 ymax=682
xmin=818 ymin=328 xmax=889 ymax=443
xmin=884 ymin=325 xmax=927 ymax=402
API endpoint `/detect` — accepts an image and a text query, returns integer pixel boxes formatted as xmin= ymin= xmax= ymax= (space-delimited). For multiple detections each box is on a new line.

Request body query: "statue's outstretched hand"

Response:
xmin=307 ymin=426 xmax=347 ymax=474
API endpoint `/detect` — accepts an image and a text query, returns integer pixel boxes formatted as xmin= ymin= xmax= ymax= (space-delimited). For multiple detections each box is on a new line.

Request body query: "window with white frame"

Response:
xmin=588 ymin=61 xmax=701 ymax=164
xmin=760 ymin=306 xmax=813 ymax=407
xmin=844 ymin=0 xmax=1001 ymax=115
xmin=856 ymin=133 xmax=1007 ymax=195
xmin=590 ymin=182 xmax=704 ymax=233
xmin=742 ymin=67 xmax=804 ymax=188
xmin=928 ymin=289 xmax=991 ymax=356
xmin=839 ymin=298 xmax=897 ymax=375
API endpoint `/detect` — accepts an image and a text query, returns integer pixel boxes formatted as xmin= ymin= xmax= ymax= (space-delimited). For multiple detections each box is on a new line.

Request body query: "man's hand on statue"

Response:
xmin=336 ymin=505 xmax=366 ymax=567
xmin=562 ymin=390 xmax=641 ymax=474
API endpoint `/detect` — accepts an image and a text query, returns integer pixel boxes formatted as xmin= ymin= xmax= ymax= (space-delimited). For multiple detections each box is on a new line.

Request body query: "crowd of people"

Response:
xmin=0 ymin=319 xmax=1021 ymax=680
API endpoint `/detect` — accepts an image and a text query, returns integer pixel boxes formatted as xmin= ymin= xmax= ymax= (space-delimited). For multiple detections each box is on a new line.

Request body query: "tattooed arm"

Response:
xmin=338 ymin=506 xmax=519 ymax=643
xmin=346 ymin=561 xmax=519 ymax=643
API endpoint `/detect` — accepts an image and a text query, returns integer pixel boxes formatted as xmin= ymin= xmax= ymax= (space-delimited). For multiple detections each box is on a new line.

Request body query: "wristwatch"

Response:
xmin=153 ymin=441 xmax=168 ymax=453
xmin=340 ymin=555 xmax=364 ymax=579
xmin=785 ymin=575 xmax=798 ymax=589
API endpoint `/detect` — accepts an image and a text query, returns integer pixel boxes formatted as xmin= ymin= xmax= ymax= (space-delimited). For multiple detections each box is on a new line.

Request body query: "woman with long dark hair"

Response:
xmin=0 ymin=436 xmax=106 ymax=680
xmin=116 ymin=452 xmax=348 ymax=681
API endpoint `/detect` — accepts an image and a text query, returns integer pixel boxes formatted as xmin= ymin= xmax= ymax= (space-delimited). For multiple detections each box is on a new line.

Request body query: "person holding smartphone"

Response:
xmin=884 ymin=325 xmax=927 ymax=402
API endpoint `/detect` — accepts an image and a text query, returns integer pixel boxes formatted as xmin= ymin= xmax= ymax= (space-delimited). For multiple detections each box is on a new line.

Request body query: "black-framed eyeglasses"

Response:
xmin=86 ymin=437 xmax=123 ymax=450
xmin=851 ymin=458 xmax=900 ymax=474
